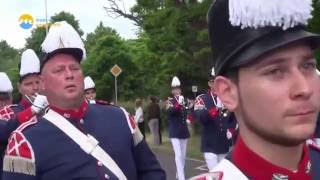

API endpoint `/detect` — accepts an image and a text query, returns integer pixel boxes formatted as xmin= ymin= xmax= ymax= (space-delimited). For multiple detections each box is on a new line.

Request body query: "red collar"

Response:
xmin=19 ymin=98 xmax=32 ymax=109
xmin=233 ymin=137 xmax=312 ymax=180
xmin=50 ymin=101 xmax=88 ymax=120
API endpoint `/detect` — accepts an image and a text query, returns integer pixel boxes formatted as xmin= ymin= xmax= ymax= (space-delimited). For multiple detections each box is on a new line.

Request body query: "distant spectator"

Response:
xmin=147 ymin=96 xmax=161 ymax=145
xmin=134 ymin=98 xmax=145 ymax=137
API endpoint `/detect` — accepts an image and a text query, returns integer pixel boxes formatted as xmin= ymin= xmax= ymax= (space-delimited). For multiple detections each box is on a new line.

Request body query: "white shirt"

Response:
xmin=134 ymin=107 xmax=144 ymax=123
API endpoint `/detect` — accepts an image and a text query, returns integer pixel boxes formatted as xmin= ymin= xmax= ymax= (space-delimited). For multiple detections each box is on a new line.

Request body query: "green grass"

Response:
xmin=145 ymin=127 xmax=203 ymax=160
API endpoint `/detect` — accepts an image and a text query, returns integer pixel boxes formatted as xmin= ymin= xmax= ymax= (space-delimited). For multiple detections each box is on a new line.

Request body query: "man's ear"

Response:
xmin=213 ymin=76 xmax=239 ymax=111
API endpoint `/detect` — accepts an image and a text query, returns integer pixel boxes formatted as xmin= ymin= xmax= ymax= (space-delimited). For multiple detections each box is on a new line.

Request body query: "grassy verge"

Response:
xmin=145 ymin=128 xmax=203 ymax=160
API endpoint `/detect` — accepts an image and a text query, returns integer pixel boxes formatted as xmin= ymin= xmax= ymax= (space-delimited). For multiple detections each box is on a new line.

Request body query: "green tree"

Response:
xmin=0 ymin=41 xmax=20 ymax=72
xmin=0 ymin=40 xmax=20 ymax=102
xmin=85 ymin=22 xmax=118 ymax=55
xmin=131 ymin=0 xmax=213 ymax=97
xmin=83 ymin=25 xmax=138 ymax=101
xmin=309 ymin=0 xmax=320 ymax=64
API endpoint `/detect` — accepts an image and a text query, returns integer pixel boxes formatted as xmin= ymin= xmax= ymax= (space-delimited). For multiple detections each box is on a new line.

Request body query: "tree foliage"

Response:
xmin=0 ymin=41 xmax=20 ymax=72
xmin=83 ymin=25 xmax=138 ymax=101
xmin=3 ymin=0 xmax=320 ymax=103
xmin=129 ymin=0 xmax=213 ymax=97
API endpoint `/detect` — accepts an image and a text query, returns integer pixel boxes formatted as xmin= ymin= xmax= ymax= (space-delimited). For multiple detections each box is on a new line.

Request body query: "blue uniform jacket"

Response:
xmin=0 ymin=100 xmax=33 ymax=180
xmin=315 ymin=113 xmax=320 ymax=138
xmin=2 ymin=104 xmax=166 ymax=180
xmin=194 ymin=93 xmax=235 ymax=154
xmin=166 ymin=97 xmax=190 ymax=139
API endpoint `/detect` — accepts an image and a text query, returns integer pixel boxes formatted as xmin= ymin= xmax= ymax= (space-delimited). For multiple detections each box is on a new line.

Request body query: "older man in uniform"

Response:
xmin=194 ymin=67 xmax=236 ymax=170
xmin=0 ymin=72 xmax=47 ymax=180
xmin=0 ymin=50 xmax=48 ymax=142
xmin=2 ymin=21 xmax=165 ymax=180
xmin=191 ymin=0 xmax=320 ymax=179
xmin=13 ymin=49 xmax=42 ymax=113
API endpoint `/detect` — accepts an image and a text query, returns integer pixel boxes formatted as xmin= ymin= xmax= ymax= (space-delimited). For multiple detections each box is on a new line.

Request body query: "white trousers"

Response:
xmin=171 ymin=138 xmax=188 ymax=180
xmin=203 ymin=152 xmax=227 ymax=171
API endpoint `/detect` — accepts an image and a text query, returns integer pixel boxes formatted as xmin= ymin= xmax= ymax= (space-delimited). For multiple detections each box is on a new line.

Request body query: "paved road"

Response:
xmin=152 ymin=148 xmax=208 ymax=179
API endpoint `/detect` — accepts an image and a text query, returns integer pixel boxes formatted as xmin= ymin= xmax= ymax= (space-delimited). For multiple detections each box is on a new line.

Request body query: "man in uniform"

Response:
xmin=2 ymin=21 xmax=165 ymax=180
xmin=191 ymin=0 xmax=320 ymax=179
xmin=0 ymin=50 xmax=48 ymax=139
xmin=0 ymin=72 xmax=47 ymax=179
xmin=0 ymin=49 xmax=47 ymax=143
xmin=194 ymin=67 xmax=236 ymax=170
xmin=84 ymin=76 xmax=108 ymax=105
xmin=13 ymin=49 xmax=42 ymax=113
xmin=166 ymin=76 xmax=190 ymax=180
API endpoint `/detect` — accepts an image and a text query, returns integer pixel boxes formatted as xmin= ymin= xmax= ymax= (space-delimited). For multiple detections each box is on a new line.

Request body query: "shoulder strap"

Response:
xmin=211 ymin=159 xmax=249 ymax=180
xmin=43 ymin=109 xmax=127 ymax=180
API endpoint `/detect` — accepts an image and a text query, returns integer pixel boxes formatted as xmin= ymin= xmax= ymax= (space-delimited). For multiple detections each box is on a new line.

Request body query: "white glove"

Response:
xmin=178 ymin=95 xmax=184 ymax=105
xmin=89 ymin=99 xmax=96 ymax=104
xmin=31 ymin=94 xmax=49 ymax=113
xmin=226 ymin=129 xmax=232 ymax=140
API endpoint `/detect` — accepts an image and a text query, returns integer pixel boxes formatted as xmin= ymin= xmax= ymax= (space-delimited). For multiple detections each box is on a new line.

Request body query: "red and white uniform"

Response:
xmin=190 ymin=137 xmax=320 ymax=180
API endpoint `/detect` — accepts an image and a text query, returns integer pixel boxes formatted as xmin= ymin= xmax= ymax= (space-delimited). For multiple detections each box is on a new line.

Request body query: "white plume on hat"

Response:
xmin=211 ymin=67 xmax=215 ymax=76
xmin=41 ymin=21 xmax=86 ymax=59
xmin=0 ymin=72 xmax=13 ymax=93
xmin=229 ymin=0 xmax=313 ymax=30
xmin=20 ymin=49 xmax=40 ymax=77
xmin=84 ymin=76 xmax=95 ymax=90
xmin=171 ymin=76 xmax=181 ymax=87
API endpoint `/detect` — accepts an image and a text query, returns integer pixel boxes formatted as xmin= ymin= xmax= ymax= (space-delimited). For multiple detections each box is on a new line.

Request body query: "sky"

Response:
xmin=0 ymin=0 xmax=138 ymax=49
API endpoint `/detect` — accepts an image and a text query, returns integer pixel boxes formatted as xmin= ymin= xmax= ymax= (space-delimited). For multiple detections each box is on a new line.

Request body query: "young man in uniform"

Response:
xmin=84 ymin=76 xmax=108 ymax=105
xmin=166 ymin=76 xmax=190 ymax=180
xmin=194 ymin=67 xmax=236 ymax=170
xmin=191 ymin=0 xmax=320 ymax=179
xmin=2 ymin=21 xmax=165 ymax=180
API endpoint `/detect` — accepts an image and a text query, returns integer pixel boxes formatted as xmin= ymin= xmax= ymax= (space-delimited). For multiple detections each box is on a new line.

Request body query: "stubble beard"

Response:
xmin=239 ymin=95 xmax=305 ymax=147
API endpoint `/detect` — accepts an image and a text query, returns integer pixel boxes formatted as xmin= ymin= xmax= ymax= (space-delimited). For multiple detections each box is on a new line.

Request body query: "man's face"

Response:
xmin=41 ymin=54 xmax=84 ymax=109
xmin=85 ymin=88 xmax=96 ymax=100
xmin=216 ymin=42 xmax=320 ymax=146
xmin=18 ymin=74 xmax=40 ymax=99
xmin=0 ymin=93 xmax=12 ymax=108
xmin=172 ymin=87 xmax=181 ymax=97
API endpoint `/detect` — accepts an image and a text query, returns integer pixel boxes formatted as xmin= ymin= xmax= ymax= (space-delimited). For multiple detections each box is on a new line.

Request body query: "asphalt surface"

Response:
xmin=152 ymin=148 xmax=208 ymax=180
